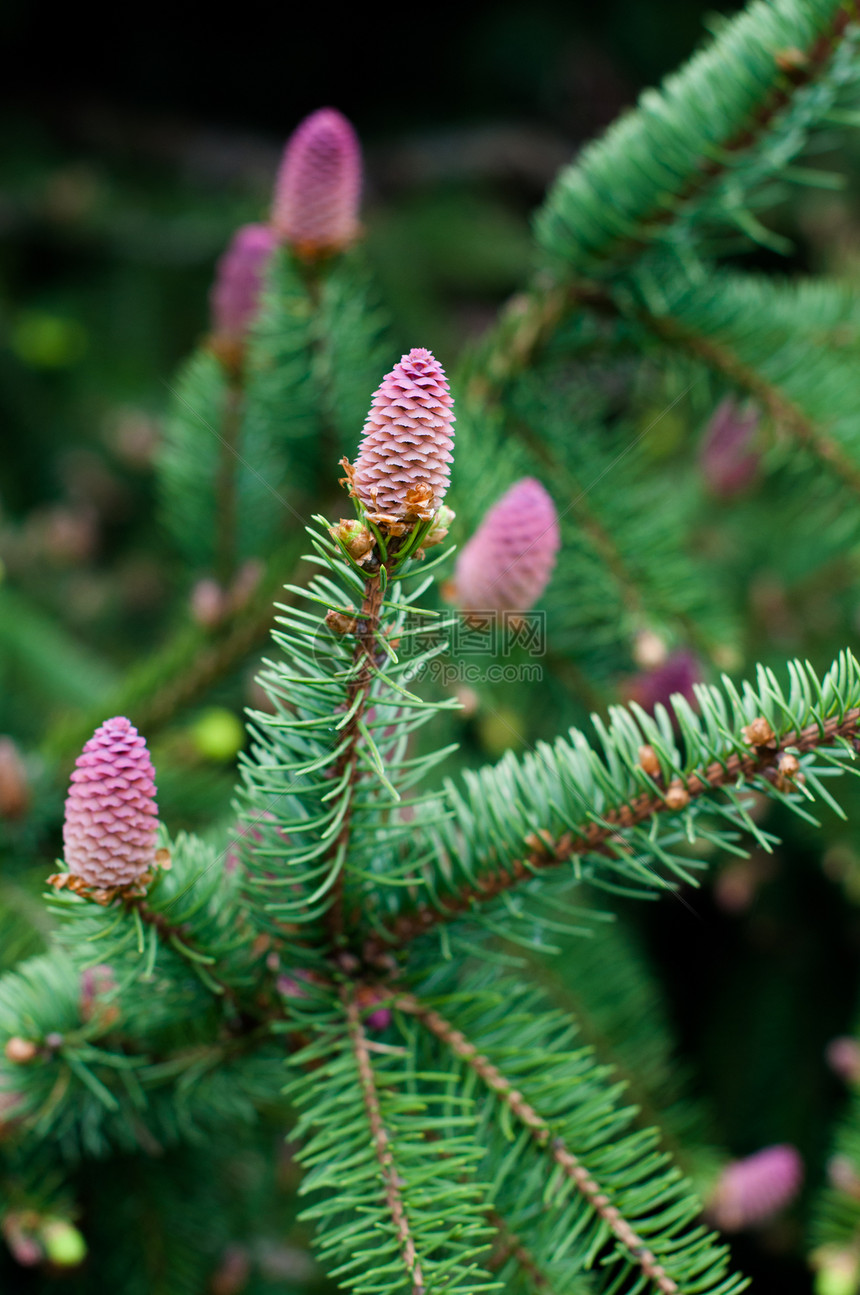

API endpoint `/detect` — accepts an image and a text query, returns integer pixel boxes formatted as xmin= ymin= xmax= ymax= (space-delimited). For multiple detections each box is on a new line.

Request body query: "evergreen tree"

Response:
xmin=6 ymin=3 xmax=860 ymax=1291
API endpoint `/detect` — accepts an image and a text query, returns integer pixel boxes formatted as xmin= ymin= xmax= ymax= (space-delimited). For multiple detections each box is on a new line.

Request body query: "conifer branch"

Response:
xmin=537 ymin=0 xmax=860 ymax=273
xmin=122 ymin=895 xmax=240 ymax=1003
xmin=486 ymin=1211 xmax=557 ymax=1292
xmin=43 ymin=549 xmax=300 ymax=762
xmin=343 ymin=987 xmax=426 ymax=1295
xmin=468 ymin=0 xmax=860 ymax=399
xmin=645 ymin=311 xmax=860 ymax=496
xmin=326 ymin=572 xmax=386 ymax=945
xmin=366 ymin=704 xmax=860 ymax=957
xmin=399 ymin=994 xmax=679 ymax=1294
xmin=214 ymin=378 xmax=244 ymax=586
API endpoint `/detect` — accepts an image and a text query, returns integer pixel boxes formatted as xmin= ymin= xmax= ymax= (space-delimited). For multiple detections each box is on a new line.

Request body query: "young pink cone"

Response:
xmin=453 ymin=478 xmax=560 ymax=614
xmin=708 ymin=1144 xmax=803 ymax=1231
xmin=210 ymin=223 xmax=277 ymax=342
xmin=271 ymin=108 xmax=362 ymax=257
xmin=352 ymin=348 xmax=455 ymax=520
xmin=62 ymin=717 xmax=158 ymax=889
xmin=699 ymin=396 xmax=761 ymax=498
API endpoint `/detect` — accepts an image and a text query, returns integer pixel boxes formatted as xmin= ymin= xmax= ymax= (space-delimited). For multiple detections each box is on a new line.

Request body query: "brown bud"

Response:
xmin=4 ymin=1037 xmax=38 ymax=1065
xmin=329 ymin=519 xmax=375 ymax=564
xmin=524 ymin=829 xmax=556 ymax=857
xmin=325 ymin=608 xmax=358 ymax=635
xmin=775 ymin=46 xmax=809 ymax=73
xmin=741 ymin=717 xmax=776 ymax=748
xmin=664 ymin=782 xmax=690 ymax=811
xmin=0 ymin=738 xmax=30 ymax=819
xmin=638 ymin=744 xmax=662 ymax=779
xmin=774 ymin=751 xmax=801 ymax=792
xmin=632 ymin=628 xmax=668 ymax=670
xmin=424 ymin=505 xmax=455 ymax=548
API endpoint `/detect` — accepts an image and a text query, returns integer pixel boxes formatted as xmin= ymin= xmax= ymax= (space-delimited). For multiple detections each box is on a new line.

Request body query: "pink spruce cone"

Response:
xmin=453 ymin=478 xmax=560 ymax=614
xmin=62 ymin=717 xmax=158 ymax=888
xmin=271 ymin=107 xmax=362 ymax=257
xmin=699 ymin=396 xmax=761 ymax=498
xmin=352 ymin=347 xmax=455 ymax=519
xmin=210 ymin=223 xmax=277 ymax=342
xmin=708 ymin=1144 xmax=803 ymax=1231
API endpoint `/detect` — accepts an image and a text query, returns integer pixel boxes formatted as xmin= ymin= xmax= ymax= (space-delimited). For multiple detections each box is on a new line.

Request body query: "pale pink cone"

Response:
xmin=708 ymin=1144 xmax=803 ymax=1231
xmin=353 ymin=348 xmax=455 ymax=518
xmin=271 ymin=108 xmax=361 ymax=256
xmin=699 ymin=396 xmax=761 ymax=498
xmin=62 ymin=717 xmax=158 ymax=888
xmin=453 ymin=478 xmax=559 ymax=614
xmin=210 ymin=223 xmax=277 ymax=342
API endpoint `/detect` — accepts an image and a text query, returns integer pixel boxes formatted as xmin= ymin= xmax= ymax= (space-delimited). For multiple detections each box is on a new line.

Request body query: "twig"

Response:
xmin=326 ymin=573 xmax=386 ymax=945
xmin=215 ymin=378 xmax=244 ymax=586
xmin=343 ymin=987 xmax=425 ymax=1295
xmin=645 ymin=313 xmax=860 ymax=497
xmin=365 ymin=707 xmax=860 ymax=957
xmin=399 ymin=994 xmax=679 ymax=1295
xmin=466 ymin=5 xmax=857 ymax=404
xmin=486 ymin=1210 xmax=555 ymax=1292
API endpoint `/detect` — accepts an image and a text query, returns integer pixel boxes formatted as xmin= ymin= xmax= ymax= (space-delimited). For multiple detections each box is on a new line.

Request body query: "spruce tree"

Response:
xmin=6 ymin=3 xmax=860 ymax=1292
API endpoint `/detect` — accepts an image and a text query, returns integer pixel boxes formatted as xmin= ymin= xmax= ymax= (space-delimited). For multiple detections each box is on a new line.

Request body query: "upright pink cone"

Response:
xmin=271 ymin=108 xmax=362 ymax=257
xmin=210 ymin=223 xmax=277 ymax=342
xmin=352 ymin=348 xmax=455 ymax=520
xmin=62 ymin=717 xmax=158 ymax=888
xmin=708 ymin=1144 xmax=803 ymax=1231
xmin=699 ymin=396 xmax=761 ymax=498
xmin=453 ymin=478 xmax=560 ymax=614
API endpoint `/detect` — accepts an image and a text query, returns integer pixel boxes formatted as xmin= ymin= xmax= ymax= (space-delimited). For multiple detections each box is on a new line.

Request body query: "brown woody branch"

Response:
xmin=344 ymin=987 xmax=425 ymax=1295
xmin=398 ymin=994 xmax=680 ymax=1294
xmin=364 ymin=707 xmax=860 ymax=959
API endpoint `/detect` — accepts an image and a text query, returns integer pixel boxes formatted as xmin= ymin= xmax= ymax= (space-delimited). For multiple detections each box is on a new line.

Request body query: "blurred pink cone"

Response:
xmin=210 ymin=223 xmax=277 ymax=343
xmin=271 ymin=107 xmax=362 ymax=258
xmin=699 ymin=396 xmax=761 ymax=498
xmin=452 ymin=478 xmax=560 ymax=615
xmin=827 ymin=1036 xmax=860 ymax=1084
xmin=708 ymin=1144 xmax=803 ymax=1231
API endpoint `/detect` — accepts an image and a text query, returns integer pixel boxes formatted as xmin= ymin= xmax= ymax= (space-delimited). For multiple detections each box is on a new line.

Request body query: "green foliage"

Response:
xmin=10 ymin=0 xmax=860 ymax=1289
xmin=288 ymin=993 xmax=494 ymax=1295
xmin=407 ymin=967 xmax=745 ymax=1294
xmin=239 ymin=519 xmax=457 ymax=951
xmin=159 ymin=349 xmax=285 ymax=574
xmin=537 ymin=0 xmax=860 ymax=274
xmin=370 ymin=653 xmax=860 ymax=944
